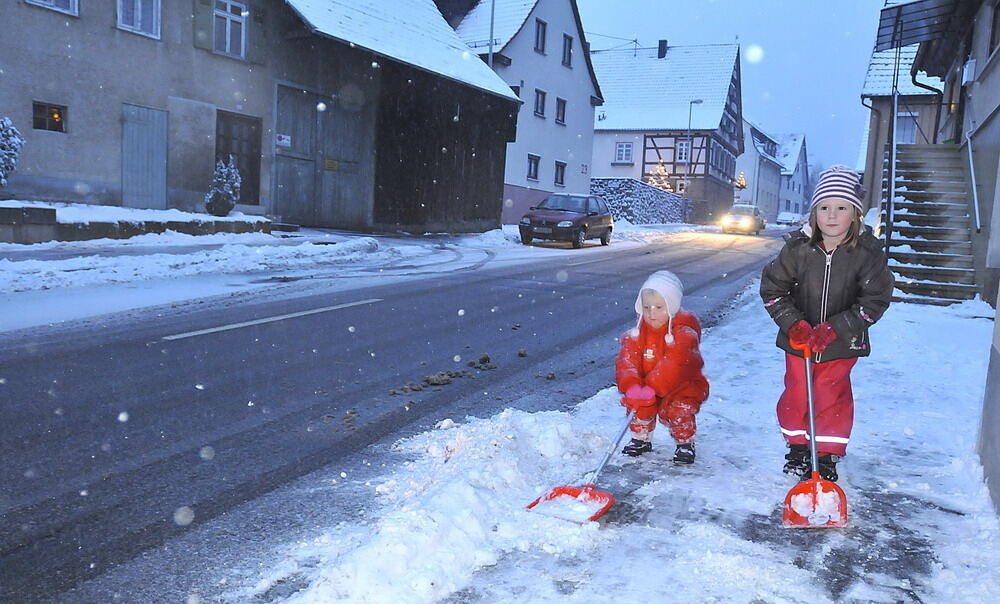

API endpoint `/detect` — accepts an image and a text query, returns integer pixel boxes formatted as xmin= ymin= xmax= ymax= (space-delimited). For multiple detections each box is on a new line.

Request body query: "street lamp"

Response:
xmin=682 ymin=99 xmax=702 ymax=195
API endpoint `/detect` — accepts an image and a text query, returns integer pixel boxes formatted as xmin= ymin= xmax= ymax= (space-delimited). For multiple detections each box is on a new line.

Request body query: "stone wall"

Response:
xmin=590 ymin=177 xmax=692 ymax=224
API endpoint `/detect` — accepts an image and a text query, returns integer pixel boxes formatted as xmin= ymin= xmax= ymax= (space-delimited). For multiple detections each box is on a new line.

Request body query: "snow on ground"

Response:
xmin=0 ymin=199 xmax=269 ymax=223
xmin=0 ymin=221 xmax=726 ymax=333
xmin=232 ymin=289 xmax=999 ymax=603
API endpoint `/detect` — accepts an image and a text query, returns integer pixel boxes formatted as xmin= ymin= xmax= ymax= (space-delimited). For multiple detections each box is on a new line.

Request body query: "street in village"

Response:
xmin=3 ymin=0 xmax=1000 ymax=602
xmin=0 ymin=223 xmax=782 ymax=599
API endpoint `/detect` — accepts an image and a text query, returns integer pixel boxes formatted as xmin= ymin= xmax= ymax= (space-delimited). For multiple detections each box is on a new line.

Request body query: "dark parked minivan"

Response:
xmin=518 ymin=193 xmax=614 ymax=248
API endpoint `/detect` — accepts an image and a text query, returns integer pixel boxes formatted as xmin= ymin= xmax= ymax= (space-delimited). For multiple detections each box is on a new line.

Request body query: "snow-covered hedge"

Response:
xmin=205 ymin=155 xmax=241 ymax=217
xmin=0 ymin=117 xmax=26 ymax=187
xmin=590 ymin=177 xmax=690 ymax=224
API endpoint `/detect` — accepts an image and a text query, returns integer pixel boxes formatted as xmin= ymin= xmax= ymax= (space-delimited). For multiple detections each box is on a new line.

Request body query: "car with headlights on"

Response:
xmin=518 ymin=193 xmax=614 ymax=248
xmin=720 ymin=204 xmax=766 ymax=235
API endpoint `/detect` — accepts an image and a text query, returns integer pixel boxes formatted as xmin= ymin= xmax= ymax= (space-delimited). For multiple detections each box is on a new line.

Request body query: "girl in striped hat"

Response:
xmin=760 ymin=165 xmax=894 ymax=481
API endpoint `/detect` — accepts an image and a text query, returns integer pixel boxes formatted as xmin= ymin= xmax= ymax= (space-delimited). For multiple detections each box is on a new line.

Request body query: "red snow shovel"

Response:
xmin=782 ymin=346 xmax=848 ymax=528
xmin=526 ymin=411 xmax=636 ymax=523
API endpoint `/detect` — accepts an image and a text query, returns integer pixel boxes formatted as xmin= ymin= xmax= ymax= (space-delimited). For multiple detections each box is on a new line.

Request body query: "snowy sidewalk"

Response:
xmin=237 ymin=289 xmax=998 ymax=603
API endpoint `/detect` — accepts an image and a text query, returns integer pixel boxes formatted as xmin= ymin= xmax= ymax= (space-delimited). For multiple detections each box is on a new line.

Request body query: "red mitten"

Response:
xmin=808 ymin=322 xmax=837 ymax=352
xmin=622 ymin=384 xmax=657 ymax=410
xmin=788 ymin=320 xmax=812 ymax=351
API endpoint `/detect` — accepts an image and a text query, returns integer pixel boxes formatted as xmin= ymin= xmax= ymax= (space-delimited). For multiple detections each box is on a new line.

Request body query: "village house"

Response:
xmin=588 ymin=41 xmax=744 ymax=223
xmin=734 ymin=118 xmax=782 ymax=223
xmin=775 ymin=133 xmax=810 ymax=219
xmin=866 ymin=0 xmax=1000 ymax=511
xmin=0 ymin=0 xmax=519 ymax=232
xmin=438 ymin=0 xmax=604 ymax=224
xmin=859 ymin=42 xmax=942 ymax=212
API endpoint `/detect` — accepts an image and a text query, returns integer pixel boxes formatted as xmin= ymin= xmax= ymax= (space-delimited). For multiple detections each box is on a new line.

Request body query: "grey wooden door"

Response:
xmin=121 ymin=104 xmax=168 ymax=209
xmin=274 ymin=85 xmax=319 ymax=225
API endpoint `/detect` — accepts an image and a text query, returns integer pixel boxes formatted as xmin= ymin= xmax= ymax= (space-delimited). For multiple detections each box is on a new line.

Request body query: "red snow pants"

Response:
xmin=777 ymin=353 xmax=857 ymax=456
xmin=629 ymin=397 xmax=699 ymax=444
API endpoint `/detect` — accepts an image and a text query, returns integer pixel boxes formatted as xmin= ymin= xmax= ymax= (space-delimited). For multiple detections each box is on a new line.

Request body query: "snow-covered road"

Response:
xmin=0 ymin=223 xmax=725 ymax=333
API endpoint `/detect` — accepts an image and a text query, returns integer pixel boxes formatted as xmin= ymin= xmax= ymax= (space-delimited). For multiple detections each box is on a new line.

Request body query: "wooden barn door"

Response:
xmin=121 ymin=104 xmax=167 ymax=209
xmin=274 ymin=85 xmax=320 ymax=225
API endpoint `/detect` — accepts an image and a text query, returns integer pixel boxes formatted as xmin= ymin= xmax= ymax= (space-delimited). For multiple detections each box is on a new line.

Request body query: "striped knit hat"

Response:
xmin=810 ymin=165 xmax=864 ymax=213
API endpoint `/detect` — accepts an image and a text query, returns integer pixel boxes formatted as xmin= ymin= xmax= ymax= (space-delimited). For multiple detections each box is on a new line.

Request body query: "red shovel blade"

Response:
xmin=526 ymin=484 xmax=616 ymax=523
xmin=782 ymin=472 xmax=848 ymax=528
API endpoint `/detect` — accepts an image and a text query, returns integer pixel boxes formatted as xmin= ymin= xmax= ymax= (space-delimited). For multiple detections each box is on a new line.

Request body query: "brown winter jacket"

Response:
xmin=760 ymin=227 xmax=894 ymax=363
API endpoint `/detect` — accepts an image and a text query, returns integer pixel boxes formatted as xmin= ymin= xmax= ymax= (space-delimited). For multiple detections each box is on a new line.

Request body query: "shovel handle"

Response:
xmin=802 ymin=346 xmax=820 ymax=475
xmin=584 ymin=410 xmax=636 ymax=486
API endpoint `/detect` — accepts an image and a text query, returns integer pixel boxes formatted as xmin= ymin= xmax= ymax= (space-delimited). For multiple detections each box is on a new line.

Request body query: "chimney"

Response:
xmin=657 ymin=40 xmax=668 ymax=58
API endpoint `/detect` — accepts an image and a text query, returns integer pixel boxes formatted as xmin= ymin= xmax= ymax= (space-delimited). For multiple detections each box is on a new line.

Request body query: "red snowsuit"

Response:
xmin=615 ymin=310 xmax=710 ymax=443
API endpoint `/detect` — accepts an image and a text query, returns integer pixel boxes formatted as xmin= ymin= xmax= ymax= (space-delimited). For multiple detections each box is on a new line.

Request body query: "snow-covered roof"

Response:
xmin=862 ymin=43 xmax=943 ymax=96
xmin=775 ymin=134 xmax=805 ymax=175
xmin=454 ymin=0 xmax=537 ymax=51
xmin=591 ymin=45 xmax=738 ymax=131
xmin=745 ymin=119 xmax=781 ymax=165
xmin=283 ymin=0 xmax=518 ymax=102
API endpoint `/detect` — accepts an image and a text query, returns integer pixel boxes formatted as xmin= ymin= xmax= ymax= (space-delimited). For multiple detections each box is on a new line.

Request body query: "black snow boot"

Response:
xmin=673 ymin=443 xmax=696 ymax=465
xmin=818 ymin=454 xmax=839 ymax=482
xmin=622 ymin=439 xmax=652 ymax=457
xmin=783 ymin=444 xmax=809 ymax=478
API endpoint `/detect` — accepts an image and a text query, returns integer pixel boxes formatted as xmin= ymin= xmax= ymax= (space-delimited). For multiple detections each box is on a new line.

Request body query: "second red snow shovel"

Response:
xmin=782 ymin=346 xmax=848 ymax=528
xmin=526 ymin=411 xmax=636 ymax=523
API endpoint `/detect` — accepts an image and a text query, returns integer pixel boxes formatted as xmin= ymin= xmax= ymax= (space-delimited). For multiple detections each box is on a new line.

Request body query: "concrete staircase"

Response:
xmin=881 ymin=144 xmax=978 ymax=304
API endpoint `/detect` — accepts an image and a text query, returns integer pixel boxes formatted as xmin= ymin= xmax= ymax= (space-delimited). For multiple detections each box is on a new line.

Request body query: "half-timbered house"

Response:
xmin=589 ymin=41 xmax=744 ymax=222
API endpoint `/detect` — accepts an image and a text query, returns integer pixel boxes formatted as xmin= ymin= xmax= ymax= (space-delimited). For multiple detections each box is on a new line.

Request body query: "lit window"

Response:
xmin=26 ymin=0 xmax=78 ymax=16
xmin=554 ymin=161 xmax=566 ymax=186
xmin=214 ymin=0 xmax=248 ymax=58
xmin=614 ymin=142 xmax=633 ymax=163
xmin=33 ymin=102 xmax=67 ymax=133
xmin=118 ymin=0 xmax=161 ymax=37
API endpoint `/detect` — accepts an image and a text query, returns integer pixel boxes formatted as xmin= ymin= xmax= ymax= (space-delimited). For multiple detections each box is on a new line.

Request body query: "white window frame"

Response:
xmin=895 ymin=111 xmax=920 ymax=144
xmin=213 ymin=0 xmax=248 ymax=59
xmin=676 ymin=140 xmax=691 ymax=164
xmin=614 ymin=142 xmax=633 ymax=163
xmin=117 ymin=0 xmax=161 ymax=39
xmin=26 ymin=0 xmax=78 ymax=16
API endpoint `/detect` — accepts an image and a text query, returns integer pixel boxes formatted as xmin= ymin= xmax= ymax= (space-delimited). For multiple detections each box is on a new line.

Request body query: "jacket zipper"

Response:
xmin=816 ymin=247 xmax=834 ymax=363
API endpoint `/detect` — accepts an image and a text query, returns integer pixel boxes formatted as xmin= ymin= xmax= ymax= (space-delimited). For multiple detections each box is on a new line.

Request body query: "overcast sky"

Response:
xmin=576 ymin=0 xmax=887 ymax=172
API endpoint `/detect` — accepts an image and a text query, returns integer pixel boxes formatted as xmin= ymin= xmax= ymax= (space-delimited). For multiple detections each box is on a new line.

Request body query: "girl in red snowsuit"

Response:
xmin=616 ymin=271 xmax=710 ymax=464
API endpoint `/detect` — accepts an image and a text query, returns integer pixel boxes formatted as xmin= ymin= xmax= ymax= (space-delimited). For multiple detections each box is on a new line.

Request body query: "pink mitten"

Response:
xmin=623 ymin=384 xmax=657 ymax=410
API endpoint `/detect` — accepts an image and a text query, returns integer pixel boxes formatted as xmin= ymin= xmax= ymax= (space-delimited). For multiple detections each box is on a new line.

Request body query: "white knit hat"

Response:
xmin=810 ymin=165 xmax=864 ymax=213
xmin=634 ymin=270 xmax=684 ymax=343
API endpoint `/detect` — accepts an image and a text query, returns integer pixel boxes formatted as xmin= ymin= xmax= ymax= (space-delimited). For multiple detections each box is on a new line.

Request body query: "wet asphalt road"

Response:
xmin=0 ymin=231 xmax=783 ymax=601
